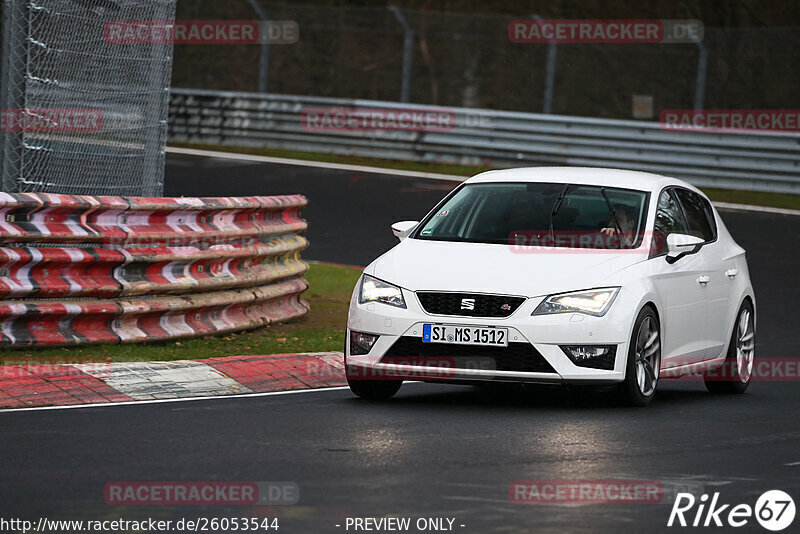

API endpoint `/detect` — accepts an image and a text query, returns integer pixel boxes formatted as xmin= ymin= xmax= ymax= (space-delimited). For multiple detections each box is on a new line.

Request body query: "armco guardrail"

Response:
xmin=169 ymin=89 xmax=800 ymax=194
xmin=0 ymin=192 xmax=309 ymax=346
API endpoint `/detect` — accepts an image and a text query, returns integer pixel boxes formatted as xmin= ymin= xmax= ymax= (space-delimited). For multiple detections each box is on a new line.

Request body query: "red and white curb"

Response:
xmin=0 ymin=352 xmax=345 ymax=409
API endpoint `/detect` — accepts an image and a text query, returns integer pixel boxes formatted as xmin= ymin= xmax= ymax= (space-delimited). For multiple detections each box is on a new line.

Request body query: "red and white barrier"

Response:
xmin=0 ymin=193 xmax=309 ymax=346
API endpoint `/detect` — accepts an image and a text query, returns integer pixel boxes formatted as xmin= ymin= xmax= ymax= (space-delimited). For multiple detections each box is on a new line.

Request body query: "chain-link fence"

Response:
xmin=0 ymin=0 xmax=175 ymax=196
xmin=170 ymin=2 xmax=800 ymax=120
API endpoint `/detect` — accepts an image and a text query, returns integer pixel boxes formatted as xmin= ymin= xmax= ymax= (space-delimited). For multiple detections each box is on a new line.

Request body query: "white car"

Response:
xmin=345 ymin=167 xmax=755 ymax=406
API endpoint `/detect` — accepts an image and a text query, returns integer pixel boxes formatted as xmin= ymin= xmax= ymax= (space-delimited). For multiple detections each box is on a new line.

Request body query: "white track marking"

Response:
xmin=77 ymin=360 xmax=252 ymax=400
xmin=166 ymin=146 xmax=800 ymax=216
xmin=711 ymin=201 xmax=800 ymax=216
xmin=0 ymin=386 xmax=352 ymax=413
xmin=166 ymin=146 xmax=466 ymax=182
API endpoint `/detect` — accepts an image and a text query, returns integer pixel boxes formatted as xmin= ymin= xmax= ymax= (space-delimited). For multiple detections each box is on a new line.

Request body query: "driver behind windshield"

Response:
xmin=600 ymin=204 xmax=637 ymax=236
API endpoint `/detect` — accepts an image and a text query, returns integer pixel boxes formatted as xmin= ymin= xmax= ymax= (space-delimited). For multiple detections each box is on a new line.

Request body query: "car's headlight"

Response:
xmin=359 ymin=274 xmax=406 ymax=309
xmin=532 ymin=287 xmax=620 ymax=317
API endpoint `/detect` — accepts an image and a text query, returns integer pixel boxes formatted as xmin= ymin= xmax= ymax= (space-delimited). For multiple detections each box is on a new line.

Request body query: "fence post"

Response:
xmin=246 ymin=0 xmax=270 ymax=93
xmin=542 ymin=34 xmax=558 ymax=114
xmin=532 ymin=14 xmax=557 ymax=114
xmin=389 ymin=6 xmax=414 ymax=103
xmin=141 ymin=3 xmax=177 ymax=197
xmin=694 ymin=41 xmax=708 ymax=112
xmin=0 ymin=0 xmax=27 ymax=192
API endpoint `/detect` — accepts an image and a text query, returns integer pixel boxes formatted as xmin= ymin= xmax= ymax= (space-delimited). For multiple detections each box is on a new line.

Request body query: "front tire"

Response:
xmin=704 ymin=301 xmax=754 ymax=394
xmin=346 ymin=365 xmax=402 ymax=400
xmin=619 ymin=306 xmax=661 ymax=407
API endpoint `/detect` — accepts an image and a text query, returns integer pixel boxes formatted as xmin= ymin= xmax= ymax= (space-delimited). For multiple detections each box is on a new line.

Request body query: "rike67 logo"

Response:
xmin=668 ymin=490 xmax=795 ymax=531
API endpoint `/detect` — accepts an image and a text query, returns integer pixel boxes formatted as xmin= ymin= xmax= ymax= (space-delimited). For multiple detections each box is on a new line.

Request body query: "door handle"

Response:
xmin=697 ymin=275 xmax=711 ymax=285
xmin=725 ymin=269 xmax=739 ymax=279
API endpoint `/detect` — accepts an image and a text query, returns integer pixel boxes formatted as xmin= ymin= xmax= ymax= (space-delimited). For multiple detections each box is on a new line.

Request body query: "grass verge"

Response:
xmin=171 ymin=142 xmax=800 ymax=211
xmin=0 ymin=263 xmax=360 ymax=364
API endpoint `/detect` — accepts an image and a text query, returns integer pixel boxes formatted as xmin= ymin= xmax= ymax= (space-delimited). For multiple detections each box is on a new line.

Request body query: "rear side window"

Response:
xmin=674 ymin=188 xmax=716 ymax=242
xmin=652 ymin=189 xmax=688 ymax=255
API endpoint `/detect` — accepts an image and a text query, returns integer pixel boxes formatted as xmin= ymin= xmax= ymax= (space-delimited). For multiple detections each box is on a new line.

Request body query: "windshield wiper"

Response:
xmin=600 ymin=187 xmax=631 ymax=249
xmin=549 ymin=184 xmax=571 ymax=244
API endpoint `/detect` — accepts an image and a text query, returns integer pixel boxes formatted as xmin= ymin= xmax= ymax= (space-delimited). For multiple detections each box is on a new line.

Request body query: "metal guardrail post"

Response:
xmin=389 ymin=6 xmax=414 ymax=103
xmin=694 ymin=41 xmax=709 ymax=112
xmin=543 ymin=39 xmax=558 ymax=114
xmin=141 ymin=3 xmax=177 ymax=197
xmin=532 ymin=15 xmax=558 ymax=114
xmin=0 ymin=0 xmax=27 ymax=192
xmin=246 ymin=0 xmax=270 ymax=93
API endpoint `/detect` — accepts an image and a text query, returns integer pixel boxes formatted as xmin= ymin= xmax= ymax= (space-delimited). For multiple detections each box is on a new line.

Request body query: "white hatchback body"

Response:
xmin=345 ymin=167 xmax=755 ymax=404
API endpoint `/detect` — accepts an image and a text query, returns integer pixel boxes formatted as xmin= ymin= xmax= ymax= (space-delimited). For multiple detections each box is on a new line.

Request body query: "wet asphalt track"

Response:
xmin=2 ymin=153 xmax=799 ymax=534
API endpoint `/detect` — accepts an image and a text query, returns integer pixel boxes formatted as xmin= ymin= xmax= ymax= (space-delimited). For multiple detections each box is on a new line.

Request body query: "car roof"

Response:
xmin=465 ymin=167 xmax=697 ymax=194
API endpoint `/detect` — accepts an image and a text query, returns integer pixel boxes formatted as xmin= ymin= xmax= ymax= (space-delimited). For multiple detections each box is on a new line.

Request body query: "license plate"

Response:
xmin=422 ymin=324 xmax=508 ymax=347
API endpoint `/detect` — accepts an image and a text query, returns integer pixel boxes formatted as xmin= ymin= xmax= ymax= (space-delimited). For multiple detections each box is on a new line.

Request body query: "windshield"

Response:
xmin=414 ymin=182 xmax=650 ymax=249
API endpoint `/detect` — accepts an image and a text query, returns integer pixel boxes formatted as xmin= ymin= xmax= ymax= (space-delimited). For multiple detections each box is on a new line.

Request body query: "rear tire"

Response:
xmin=346 ymin=365 xmax=402 ymax=400
xmin=619 ymin=306 xmax=661 ymax=407
xmin=704 ymin=301 xmax=753 ymax=394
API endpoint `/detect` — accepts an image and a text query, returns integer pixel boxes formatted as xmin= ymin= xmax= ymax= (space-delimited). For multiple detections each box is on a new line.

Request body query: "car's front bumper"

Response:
xmin=346 ymin=287 xmax=636 ymax=385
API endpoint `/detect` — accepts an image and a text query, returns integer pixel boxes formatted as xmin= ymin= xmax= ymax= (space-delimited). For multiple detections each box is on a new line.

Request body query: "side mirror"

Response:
xmin=666 ymin=233 xmax=704 ymax=263
xmin=391 ymin=220 xmax=419 ymax=241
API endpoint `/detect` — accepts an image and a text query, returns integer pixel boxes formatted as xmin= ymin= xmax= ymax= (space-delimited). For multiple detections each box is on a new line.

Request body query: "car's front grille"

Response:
xmin=416 ymin=292 xmax=525 ymax=318
xmin=380 ymin=337 xmax=557 ymax=374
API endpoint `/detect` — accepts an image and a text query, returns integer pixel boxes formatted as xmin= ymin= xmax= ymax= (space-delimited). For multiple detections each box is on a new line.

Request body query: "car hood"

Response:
xmin=367 ymin=238 xmax=647 ymax=297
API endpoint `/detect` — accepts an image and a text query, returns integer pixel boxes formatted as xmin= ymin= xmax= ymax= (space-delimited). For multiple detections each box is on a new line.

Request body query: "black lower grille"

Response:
xmin=381 ymin=337 xmax=556 ymax=373
xmin=416 ymin=292 xmax=525 ymax=317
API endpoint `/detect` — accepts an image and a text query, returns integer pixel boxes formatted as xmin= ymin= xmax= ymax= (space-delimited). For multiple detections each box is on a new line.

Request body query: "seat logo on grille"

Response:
xmin=500 ymin=303 xmax=512 ymax=311
xmin=460 ymin=298 xmax=476 ymax=310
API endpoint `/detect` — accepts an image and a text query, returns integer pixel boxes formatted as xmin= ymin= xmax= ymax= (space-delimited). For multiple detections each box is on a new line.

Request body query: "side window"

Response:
xmin=674 ymin=188 xmax=716 ymax=242
xmin=652 ymin=189 xmax=688 ymax=255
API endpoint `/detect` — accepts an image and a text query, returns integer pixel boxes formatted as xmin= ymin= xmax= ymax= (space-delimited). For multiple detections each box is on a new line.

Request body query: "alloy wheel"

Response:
xmin=735 ymin=308 xmax=755 ymax=382
xmin=635 ymin=316 xmax=660 ymax=396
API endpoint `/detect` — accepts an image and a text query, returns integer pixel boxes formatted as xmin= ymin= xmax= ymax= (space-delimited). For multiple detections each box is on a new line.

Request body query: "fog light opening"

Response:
xmin=561 ymin=345 xmax=617 ymax=370
xmin=350 ymin=331 xmax=380 ymax=355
